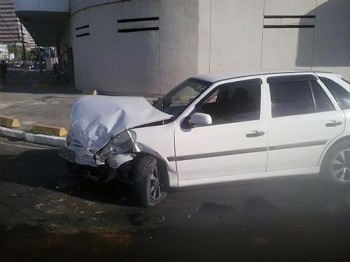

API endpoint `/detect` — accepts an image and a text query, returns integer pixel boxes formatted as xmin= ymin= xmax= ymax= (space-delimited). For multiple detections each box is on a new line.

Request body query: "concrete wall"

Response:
xmin=69 ymin=0 xmax=350 ymax=96
xmin=71 ymin=0 xmax=201 ymax=95
xmin=306 ymin=0 xmax=350 ymax=78
xmin=70 ymin=0 xmax=123 ymax=14
xmin=209 ymin=0 xmax=264 ymax=74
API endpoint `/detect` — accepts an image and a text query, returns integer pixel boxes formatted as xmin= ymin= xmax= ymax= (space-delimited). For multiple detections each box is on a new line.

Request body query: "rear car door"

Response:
xmin=266 ymin=74 xmax=345 ymax=171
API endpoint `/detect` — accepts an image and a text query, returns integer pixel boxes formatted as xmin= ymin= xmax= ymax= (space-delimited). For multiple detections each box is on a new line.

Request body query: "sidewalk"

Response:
xmin=0 ymin=69 xmax=82 ymax=147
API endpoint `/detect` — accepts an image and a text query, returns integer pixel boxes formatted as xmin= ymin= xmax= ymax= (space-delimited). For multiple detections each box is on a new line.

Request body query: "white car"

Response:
xmin=59 ymin=72 xmax=350 ymax=206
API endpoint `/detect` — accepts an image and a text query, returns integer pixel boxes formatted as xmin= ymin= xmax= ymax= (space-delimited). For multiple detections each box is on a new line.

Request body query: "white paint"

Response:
xmin=60 ymin=72 xmax=350 ymax=189
xmin=69 ymin=95 xmax=172 ymax=150
xmin=15 ymin=0 xmax=350 ymax=95
xmin=0 ymin=126 xmax=65 ymax=148
xmin=0 ymin=140 xmax=47 ymax=150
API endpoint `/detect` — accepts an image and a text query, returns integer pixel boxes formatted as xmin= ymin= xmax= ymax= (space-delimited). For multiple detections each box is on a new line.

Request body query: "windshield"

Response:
xmin=154 ymin=78 xmax=211 ymax=118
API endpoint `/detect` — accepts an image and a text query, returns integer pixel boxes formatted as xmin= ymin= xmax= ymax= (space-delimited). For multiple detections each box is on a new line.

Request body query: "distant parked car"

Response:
xmin=59 ymin=71 xmax=350 ymax=206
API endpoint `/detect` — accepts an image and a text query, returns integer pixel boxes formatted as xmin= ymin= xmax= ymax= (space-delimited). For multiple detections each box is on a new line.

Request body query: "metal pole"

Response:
xmin=20 ymin=23 xmax=26 ymax=62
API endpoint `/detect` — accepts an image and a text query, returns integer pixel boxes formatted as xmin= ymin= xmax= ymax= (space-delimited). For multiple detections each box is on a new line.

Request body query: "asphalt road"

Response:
xmin=1 ymin=137 xmax=350 ymax=261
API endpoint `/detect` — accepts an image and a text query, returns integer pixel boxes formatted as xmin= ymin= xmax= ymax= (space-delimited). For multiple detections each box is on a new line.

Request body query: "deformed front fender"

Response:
xmin=134 ymin=142 xmax=179 ymax=189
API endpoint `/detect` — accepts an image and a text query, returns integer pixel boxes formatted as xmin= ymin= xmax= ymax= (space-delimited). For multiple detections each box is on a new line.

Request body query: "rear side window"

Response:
xmin=310 ymin=80 xmax=335 ymax=112
xmin=270 ymin=81 xmax=314 ymax=117
xmin=269 ymin=79 xmax=334 ymax=118
xmin=319 ymin=77 xmax=350 ymax=109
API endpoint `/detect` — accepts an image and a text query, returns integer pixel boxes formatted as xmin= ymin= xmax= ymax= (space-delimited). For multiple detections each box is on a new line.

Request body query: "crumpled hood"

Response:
xmin=69 ymin=95 xmax=172 ymax=150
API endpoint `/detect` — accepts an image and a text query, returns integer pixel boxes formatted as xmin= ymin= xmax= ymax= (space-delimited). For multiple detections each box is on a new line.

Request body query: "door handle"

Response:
xmin=246 ymin=130 xmax=265 ymax=138
xmin=326 ymin=120 xmax=342 ymax=127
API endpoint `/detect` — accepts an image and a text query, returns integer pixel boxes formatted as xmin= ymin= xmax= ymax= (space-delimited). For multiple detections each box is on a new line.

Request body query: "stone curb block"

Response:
xmin=0 ymin=116 xmax=21 ymax=128
xmin=32 ymin=124 xmax=68 ymax=137
xmin=0 ymin=127 xmax=66 ymax=148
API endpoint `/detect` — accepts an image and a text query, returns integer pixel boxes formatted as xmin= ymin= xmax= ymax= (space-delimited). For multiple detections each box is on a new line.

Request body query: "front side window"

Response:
xmin=199 ymin=79 xmax=261 ymax=124
xmin=154 ymin=78 xmax=211 ymax=118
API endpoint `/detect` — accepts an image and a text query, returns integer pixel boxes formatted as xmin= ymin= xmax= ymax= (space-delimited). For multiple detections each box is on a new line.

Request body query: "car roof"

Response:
xmin=194 ymin=71 xmax=337 ymax=83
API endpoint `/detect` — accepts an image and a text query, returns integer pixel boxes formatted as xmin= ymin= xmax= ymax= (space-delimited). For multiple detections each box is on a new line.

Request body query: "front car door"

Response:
xmin=266 ymin=74 xmax=345 ymax=173
xmin=173 ymin=78 xmax=268 ymax=187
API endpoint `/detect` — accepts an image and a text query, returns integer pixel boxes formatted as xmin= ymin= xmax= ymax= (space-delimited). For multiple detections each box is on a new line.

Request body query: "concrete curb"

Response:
xmin=0 ymin=126 xmax=66 ymax=148
xmin=0 ymin=116 xmax=21 ymax=128
xmin=31 ymin=124 xmax=68 ymax=137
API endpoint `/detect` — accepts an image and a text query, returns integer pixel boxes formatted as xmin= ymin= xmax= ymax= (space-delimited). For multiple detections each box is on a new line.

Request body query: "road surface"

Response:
xmin=1 ymin=137 xmax=350 ymax=261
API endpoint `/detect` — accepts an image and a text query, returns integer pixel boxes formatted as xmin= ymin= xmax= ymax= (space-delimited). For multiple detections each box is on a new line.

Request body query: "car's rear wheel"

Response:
xmin=322 ymin=141 xmax=350 ymax=185
xmin=134 ymin=155 xmax=167 ymax=207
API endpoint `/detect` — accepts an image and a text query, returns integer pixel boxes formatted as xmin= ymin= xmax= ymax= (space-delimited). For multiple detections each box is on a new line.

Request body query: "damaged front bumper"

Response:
xmin=59 ymin=130 xmax=138 ymax=183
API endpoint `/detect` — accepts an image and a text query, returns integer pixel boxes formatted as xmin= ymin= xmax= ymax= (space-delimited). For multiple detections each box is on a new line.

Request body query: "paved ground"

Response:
xmin=1 ymin=137 xmax=350 ymax=261
xmin=2 ymin=69 xmax=350 ymax=261
xmin=0 ymin=69 xmax=81 ymax=131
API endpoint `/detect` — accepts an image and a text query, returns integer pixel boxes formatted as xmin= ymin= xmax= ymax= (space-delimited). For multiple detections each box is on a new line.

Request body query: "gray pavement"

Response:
xmin=0 ymin=68 xmax=81 ymax=132
xmin=0 ymin=69 xmax=156 ymax=147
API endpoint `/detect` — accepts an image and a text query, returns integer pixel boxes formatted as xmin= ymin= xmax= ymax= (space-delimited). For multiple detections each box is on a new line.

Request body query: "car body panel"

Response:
xmin=60 ymin=71 xmax=350 ymax=190
xmin=266 ymin=111 xmax=345 ymax=171
xmin=174 ymin=120 xmax=268 ymax=181
xmin=69 ymin=95 xmax=172 ymax=151
xmin=131 ymin=123 xmax=179 ymax=187
xmin=173 ymin=76 xmax=269 ymax=183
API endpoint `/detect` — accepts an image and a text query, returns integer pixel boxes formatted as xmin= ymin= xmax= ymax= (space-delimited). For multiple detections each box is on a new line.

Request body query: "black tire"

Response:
xmin=321 ymin=141 xmax=350 ymax=185
xmin=134 ymin=155 xmax=167 ymax=207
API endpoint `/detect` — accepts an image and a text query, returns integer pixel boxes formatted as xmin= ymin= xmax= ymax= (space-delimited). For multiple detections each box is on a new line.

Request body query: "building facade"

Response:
xmin=0 ymin=43 xmax=8 ymax=59
xmin=0 ymin=0 xmax=35 ymax=49
xmin=14 ymin=0 xmax=350 ymax=96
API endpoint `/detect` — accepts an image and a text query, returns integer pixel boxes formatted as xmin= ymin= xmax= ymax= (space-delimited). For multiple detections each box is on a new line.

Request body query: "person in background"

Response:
xmin=0 ymin=60 xmax=8 ymax=86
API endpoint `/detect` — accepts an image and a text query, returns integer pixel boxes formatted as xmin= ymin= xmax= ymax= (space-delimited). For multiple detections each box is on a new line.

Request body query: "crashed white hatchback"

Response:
xmin=60 ymin=72 xmax=350 ymax=206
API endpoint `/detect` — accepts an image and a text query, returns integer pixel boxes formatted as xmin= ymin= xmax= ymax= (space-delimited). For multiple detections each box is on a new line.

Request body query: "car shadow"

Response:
xmin=0 ymin=147 xmax=135 ymax=207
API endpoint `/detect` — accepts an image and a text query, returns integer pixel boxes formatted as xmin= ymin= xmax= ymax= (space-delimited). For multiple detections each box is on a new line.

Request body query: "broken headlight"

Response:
xmin=96 ymin=130 xmax=136 ymax=160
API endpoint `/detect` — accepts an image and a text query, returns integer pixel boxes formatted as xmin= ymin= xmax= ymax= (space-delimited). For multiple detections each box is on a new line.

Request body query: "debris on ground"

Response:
xmin=35 ymin=203 xmax=44 ymax=209
xmin=127 ymin=212 xmax=149 ymax=226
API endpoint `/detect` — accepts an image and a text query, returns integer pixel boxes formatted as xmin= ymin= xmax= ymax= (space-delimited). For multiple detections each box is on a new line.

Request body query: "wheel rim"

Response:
xmin=332 ymin=149 xmax=350 ymax=182
xmin=150 ymin=166 xmax=162 ymax=200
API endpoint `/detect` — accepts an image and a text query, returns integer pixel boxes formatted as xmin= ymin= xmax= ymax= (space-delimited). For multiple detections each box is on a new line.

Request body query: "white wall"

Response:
xmin=311 ymin=0 xmax=350 ymax=79
xmin=70 ymin=0 xmax=121 ymax=14
xmin=209 ymin=0 xmax=264 ymax=74
xmin=159 ymin=0 xmax=201 ymax=92
xmin=117 ymin=0 xmax=160 ymax=95
xmin=261 ymin=0 xmax=317 ymax=70
xmin=69 ymin=0 xmax=350 ymax=95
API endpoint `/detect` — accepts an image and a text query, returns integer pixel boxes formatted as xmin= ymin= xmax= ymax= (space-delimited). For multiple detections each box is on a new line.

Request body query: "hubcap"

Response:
xmin=150 ymin=166 xmax=161 ymax=200
xmin=332 ymin=149 xmax=350 ymax=182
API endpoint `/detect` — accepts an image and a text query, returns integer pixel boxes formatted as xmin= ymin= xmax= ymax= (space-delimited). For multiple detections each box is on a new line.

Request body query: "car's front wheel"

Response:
xmin=322 ymin=141 xmax=350 ymax=185
xmin=134 ymin=155 xmax=167 ymax=207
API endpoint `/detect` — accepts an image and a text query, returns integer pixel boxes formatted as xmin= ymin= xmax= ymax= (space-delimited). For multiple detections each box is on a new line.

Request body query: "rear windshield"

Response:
xmin=319 ymin=77 xmax=350 ymax=109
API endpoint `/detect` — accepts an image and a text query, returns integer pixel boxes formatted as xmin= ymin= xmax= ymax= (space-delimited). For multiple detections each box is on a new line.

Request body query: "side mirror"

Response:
xmin=188 ymin=113 xmax=212 ymax=127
